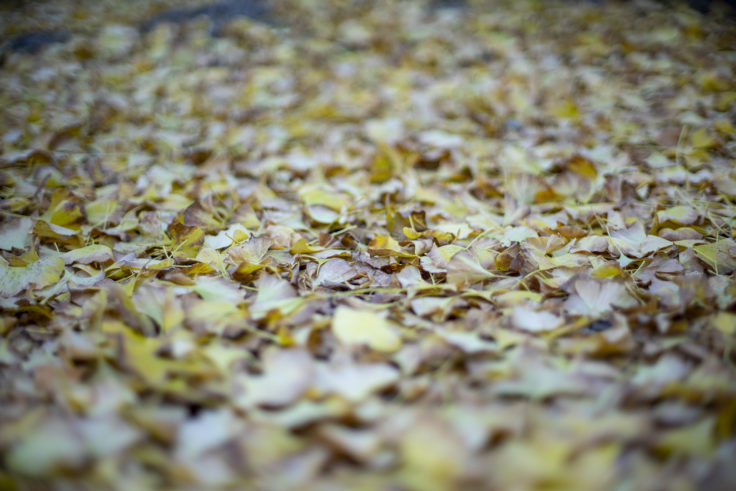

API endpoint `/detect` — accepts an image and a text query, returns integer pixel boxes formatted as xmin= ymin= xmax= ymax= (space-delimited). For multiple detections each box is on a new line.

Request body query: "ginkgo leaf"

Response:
xmin=175 ymin=409 xmax=241 ymax=461
xmin=250 ymin=273 xmax=302 ymax=320
xmin=1 ymin=1 xmax=735 ymax=488
xmin=332 ymin=306 xmax=401 ymax=352
xmin=298 ymin=185 xmax=351 ymax=211
xmin=446 ymin=251 xmax=496 ymax=287
xmin=368 ymin=234 xmax=411 ymax=257
xmin=692 ymin=239 xmax=736 ymax=274
xmin=512 ymin=305 xmax=564 ymax=332
xmin=690 ymin=128 xmax=715 ymax=149
xmin=564 ymin=278 xmax=637 ymax=317
xmin=710 ymin=311 xmax=736 ymax=335
xmin=227 ymin=236 xmax=272 ymax=264
xmin=435 ymin=244 xmax=464 ymax=264
xmin=399 ymin=414 xmax=470 ymax=486
xmin=609 ymin=222 xmax=672 ymax=257
xmin=191 ymin=276 xmax=245 ymax=304
xmin=168 ymin=223 xmax=205 ymax=260
xmin=133 ymin=284 xmax=185 ymax=332
xmin=438 ymin=330 xmax=498 ymax=354
xmin=33 ymin=220 xmax=79 ymax=240
xmin=656 ymin=206 xmax=699 ymax=226
xmin=314 ymin=360 xmax=399 ymax=401
xmin=315 ymin=258 xmax=358 ymax=288
xmin=305 ymin=205 xmax=340 ymax=224
xmin=239 ymin=349 xmax=314 ymax=407
xmin=0 ymin=252 xmax=65 ymax=297
xmin=85 ymin=199 xmax=121 ymax=226
xmin=79 ymin=416 xmax=141 ymax=458
xmin=5 ymin=418 xmax=86 ymax=476
xmin=204 ymin=224 xmax=250 ymax=249
xmin=61 ymin=244 xmax=114 ymax=264
xmin=0 ymin=217 xmax=33 ymax=251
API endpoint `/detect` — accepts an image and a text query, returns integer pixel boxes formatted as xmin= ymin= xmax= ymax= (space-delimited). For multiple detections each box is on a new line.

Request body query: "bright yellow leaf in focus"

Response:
xmin=402 ymin=227 xmax=421 ymax=240
xmin=332 ymin=306 xmax=401 ymax=352
xmin=591 ymin=262 xmax=623 ymax=279
xmin=368 ymin=234 xmax=412 ymax=257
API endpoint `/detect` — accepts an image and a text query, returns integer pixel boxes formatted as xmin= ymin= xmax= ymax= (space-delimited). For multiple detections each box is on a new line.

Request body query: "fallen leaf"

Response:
xmin=332 ymin=306 xmax=402 ymax=352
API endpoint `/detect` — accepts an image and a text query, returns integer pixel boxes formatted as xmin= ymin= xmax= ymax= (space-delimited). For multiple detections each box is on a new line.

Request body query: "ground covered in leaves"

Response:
xmin=1 ymin=0 xmax=736 ymax=489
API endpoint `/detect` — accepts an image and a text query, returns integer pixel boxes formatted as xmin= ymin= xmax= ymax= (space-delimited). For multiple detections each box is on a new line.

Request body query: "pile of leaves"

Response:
xmin=1 ymin=0 xmax=735 ymax=489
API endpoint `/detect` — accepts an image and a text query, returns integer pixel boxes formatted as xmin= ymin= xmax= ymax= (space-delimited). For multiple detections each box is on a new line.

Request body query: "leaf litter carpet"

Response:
xmin=1 ymin=0 xmax=736 ymax=489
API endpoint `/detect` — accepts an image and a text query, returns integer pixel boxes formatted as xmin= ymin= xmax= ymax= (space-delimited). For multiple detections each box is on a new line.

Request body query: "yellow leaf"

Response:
xmin=657 ymin=205 xmax=698 ymax=225
xmin=0 ymin=252 xmax=65 ymax=297
xmin=693 ymin=239 xmax=736 ymax=274
xmin=550 ymin=99 xmax=580 ymax=120
xmin=436 ymin=244 xmax=464 ymax=263
xmin=298 ymin=185 xmax=351 ymax=211
xmin=61 ymin=244 xmax=114 ymax=265
xmin=290 ymin=237 xmax=323 ymax=254
xmin=655 ymin=418 xmax=715 ymax=456
xmin=568 ymin=155 xmax=597 ymax=179
xmin=146 ymin=257 xmax=175 ymax=271
xmin=591 ymin=262 xmax=623 ymax=279
xmin=42 ymin=189 xmax=84 ymax=228
xmin=691 ymin=128 xmax=715 ymax=148
xmin=714 ymin=118 xmax=735 ymax=135
xmin=85 ymin=199 xmax=120 ymax=226
xmin=332 ymin=306 xmax=401 ymax=352
xmin=400 ymin=417 xmax=467 ymax=486
xmin=168 ymin=223 xmax=204 ymax=260
xmin=305 ymin=205 xmax=340 ymax=224
xmin=711 ymin=312 xmax=736 ymax=335
xmin=368 ymin=234 xmax=411 ymax=257
xmin=402 ymin=227 xmax=421 ymax=239
xmin=495 ymin=290 xmax=543 ymax=307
